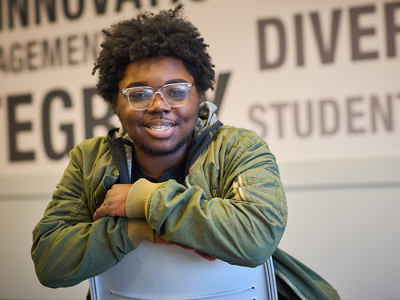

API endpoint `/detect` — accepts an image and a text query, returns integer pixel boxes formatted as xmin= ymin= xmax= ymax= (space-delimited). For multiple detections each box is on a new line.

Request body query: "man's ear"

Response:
xmin=198 ymin=92 xmax=205 ymax=104
xmin=111 ymin=97 xmax=118 ymax=114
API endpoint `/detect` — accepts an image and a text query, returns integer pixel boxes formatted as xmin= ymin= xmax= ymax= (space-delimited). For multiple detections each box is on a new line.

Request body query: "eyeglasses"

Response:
xmin=120 ymin=82 xmax=193 ymax=111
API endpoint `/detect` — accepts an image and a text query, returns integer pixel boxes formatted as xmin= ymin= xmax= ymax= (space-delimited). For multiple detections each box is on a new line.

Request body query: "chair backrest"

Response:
xmin=89 ymin=241 xmax=277 ymax=300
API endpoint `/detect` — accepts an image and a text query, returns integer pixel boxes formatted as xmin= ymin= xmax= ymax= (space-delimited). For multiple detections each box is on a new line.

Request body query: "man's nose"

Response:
xmin=147 ymin=92 xmax=171 ymax=113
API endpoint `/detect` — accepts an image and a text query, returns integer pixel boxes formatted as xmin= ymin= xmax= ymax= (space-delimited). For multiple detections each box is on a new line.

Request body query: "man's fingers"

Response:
xmin=93 ymin=199 xmax=127 ymax=222
xmin=93 ymin=208 xmax=105 ymax=221
xmin=194 ymin=251 xmax=216 ymax=261
xmin=92 ymin=184 xmax=131 ymax=222
xmin=154 ymin=232 xmax=216 ymax=262
xmin=175 ymin=244 xmax=196 ymax=251
xmin=154 ymin=232 xmax=174 ymax=245
xmin=93 ymin=206 xmax=116 ymax=221
xmin=93 ymin=211 xmax=99 ymax=221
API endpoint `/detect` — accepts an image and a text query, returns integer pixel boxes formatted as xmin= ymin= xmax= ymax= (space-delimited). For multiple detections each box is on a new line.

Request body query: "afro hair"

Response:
xmin=92 ymin=4 xmax=215 ymax=109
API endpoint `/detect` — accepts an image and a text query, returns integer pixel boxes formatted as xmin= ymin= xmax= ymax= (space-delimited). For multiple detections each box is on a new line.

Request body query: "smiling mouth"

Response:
xmin=150 ymin=125 xmax=173 ymax=131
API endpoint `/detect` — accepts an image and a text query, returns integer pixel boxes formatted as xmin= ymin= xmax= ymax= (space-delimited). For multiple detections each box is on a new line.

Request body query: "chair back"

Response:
xmin=89 ymin=241 xmax=277 ymax=300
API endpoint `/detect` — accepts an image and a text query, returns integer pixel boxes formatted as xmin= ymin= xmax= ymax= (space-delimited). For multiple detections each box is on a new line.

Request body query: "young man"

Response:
xmin=32 ymin=5 xmax=340 ymax=300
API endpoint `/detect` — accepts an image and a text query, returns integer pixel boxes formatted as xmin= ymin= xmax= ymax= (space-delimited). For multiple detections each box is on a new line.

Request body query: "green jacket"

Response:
xmin=32 ymin=102 xmax=340 ymax=299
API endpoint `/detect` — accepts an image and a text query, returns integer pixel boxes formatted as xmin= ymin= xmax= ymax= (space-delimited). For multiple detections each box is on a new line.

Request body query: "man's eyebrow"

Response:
xmin=125 ymin=79 xmax=188 ymax=89
xmin=164 ymin=79 xmax=188 ymax=85
xmin=125 ymin=82 xmax=148 ymax=89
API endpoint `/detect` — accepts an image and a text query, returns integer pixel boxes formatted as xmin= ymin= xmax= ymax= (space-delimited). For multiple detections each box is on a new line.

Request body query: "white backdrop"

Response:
xmin=1 ymin=0 xmax=399 ymax=299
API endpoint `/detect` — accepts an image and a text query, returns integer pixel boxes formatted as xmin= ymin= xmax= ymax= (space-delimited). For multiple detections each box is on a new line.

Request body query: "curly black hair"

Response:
xmin=92 ymin=4 xmax=215 ymax=109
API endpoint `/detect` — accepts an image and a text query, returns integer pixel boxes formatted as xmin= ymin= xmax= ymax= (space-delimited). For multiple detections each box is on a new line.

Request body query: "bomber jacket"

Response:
xmin=32 ymin=102 xmax=340 ymax=300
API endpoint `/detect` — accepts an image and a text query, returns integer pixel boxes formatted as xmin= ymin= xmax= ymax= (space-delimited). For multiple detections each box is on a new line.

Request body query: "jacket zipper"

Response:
xmin=275 ymin=270 xmax=308 ymax=300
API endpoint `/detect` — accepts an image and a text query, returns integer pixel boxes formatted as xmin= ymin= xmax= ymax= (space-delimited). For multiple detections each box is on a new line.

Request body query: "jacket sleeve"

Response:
xmin=128 ymin=128 xmax=288 ymax=267
xmin=31 ymin=143 xmax=150 ymax=288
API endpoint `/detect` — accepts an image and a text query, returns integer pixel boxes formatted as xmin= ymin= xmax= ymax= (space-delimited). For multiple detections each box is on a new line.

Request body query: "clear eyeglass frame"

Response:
xmin=120 ymin=82 xmax=193 ymax=111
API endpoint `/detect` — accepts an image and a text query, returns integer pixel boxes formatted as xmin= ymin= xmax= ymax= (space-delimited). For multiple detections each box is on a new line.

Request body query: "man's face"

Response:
xmin=116 ymin=56 xmax=199 ymax=157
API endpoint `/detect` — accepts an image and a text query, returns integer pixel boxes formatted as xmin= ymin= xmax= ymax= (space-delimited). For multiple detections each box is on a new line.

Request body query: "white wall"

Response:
xmin=1 ymin=0 xmax=399 ymax=299
xmin=0 ymin=197 xmax=89 ymax=299
xmin=278 ymin=158 xmax=400 ymax=299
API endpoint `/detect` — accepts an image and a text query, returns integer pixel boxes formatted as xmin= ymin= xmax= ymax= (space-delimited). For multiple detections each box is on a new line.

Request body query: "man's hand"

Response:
xmin=93 ymin=184 xmax=132 ymax=221
xmin=154 ymin=232 xmax=216 ymax=262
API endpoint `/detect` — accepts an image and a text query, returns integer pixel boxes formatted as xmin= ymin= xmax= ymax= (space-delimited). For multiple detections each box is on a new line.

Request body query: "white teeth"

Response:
xmin=150 ymin=126 xmax=172 ymax=131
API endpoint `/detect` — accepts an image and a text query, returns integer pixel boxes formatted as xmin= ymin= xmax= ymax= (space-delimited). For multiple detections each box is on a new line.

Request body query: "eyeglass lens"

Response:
xmin=126 ymin=83 xmax=190 ymax=110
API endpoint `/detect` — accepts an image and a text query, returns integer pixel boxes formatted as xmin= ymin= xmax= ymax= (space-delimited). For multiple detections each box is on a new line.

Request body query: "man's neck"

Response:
xmin=133 ymin=145 xmax=189 ymax=179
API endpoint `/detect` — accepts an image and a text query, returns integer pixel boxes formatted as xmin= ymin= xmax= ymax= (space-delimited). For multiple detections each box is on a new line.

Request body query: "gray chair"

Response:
xmin=89 ymin=241 xmax=278 ymax=300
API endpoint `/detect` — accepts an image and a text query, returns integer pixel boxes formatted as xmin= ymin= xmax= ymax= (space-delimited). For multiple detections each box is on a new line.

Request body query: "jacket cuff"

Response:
xmin=126 ymin=178 xmax=164 ymax=218
xmin=127 ymin=218 xmax=155 ymax=248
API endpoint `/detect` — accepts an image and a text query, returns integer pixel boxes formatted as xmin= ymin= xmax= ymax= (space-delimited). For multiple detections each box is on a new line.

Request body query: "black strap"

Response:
xmin=107 ymin=131 xmax=133 ymax=184
xmin=185 ymin=120 xmax=223 ymax=174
